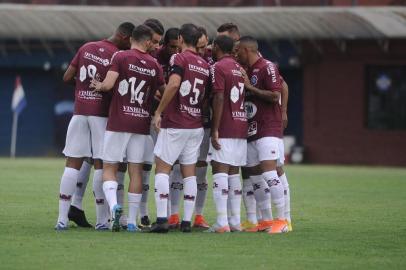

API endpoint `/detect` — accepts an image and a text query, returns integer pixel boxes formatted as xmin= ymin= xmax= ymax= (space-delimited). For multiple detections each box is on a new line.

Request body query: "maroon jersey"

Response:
xmin=106 ymin=49 xmax=165 ymax=134
xmin=245 ymin=57 xmax=283 ymax=141
xmin=70 ymin=39 xmax=118 ymax=117
xmin=203 ymin=48 xmax=215 ymax=66
xmin=211 ymin=56 xmax=247 ymax=139
xmin=161 ymin=50 xmax=210 ymax=129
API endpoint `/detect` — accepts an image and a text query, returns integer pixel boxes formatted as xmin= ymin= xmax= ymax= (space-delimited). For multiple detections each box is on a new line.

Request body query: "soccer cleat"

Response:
xmin=287 ymin=220 xmax=293 ymax=232
xmin=127 ymin=223 xmax=141 ymax=233
xmin=241 ymin=220 xmax=258 ymax=231
xmin=204 ymin=223 xmax=231 ymax=233
xmin=168 ymin=214 xmax=180 ymax=229
xmin=111 ymin=204 xmax=123 ymax=232
xmin=193 ymin=214 xmax=210 ymax=229
xmin=68 ymin=205 xmax=92 ymax=228
xmin=54 ymin=221 xmax=68 ymax=231
xmin=149 ymin=218 xmax=169 ymax=233
xmin=244 ymin=220 xmax=273 ymax=232
xmin=268 ymin=219 xmax=289 ymax=234
xmin=95 ymin=223 xmax=110 ymax=231
xmin=180 ymin=221 xmax=192 ymax=233
xmin=230 ymin=224 xmax=242 ymax=232
xmin=139 ymin=216 xmax=151 ymax=228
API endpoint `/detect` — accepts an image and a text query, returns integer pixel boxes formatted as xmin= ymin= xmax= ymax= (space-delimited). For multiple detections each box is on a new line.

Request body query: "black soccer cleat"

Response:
xmin=180 ymin=221 xmax=192 ymax=233
xmin=149 ymin=218 xmax=169 ymax=233
xmin=140 ymin=215 xmax=151 ymax=228
xmin=68 ymin=205 xmax=92 ymax=228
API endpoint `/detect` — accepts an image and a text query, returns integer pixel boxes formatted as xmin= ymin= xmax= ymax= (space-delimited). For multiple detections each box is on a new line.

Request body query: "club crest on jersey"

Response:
xmin=244 ymin=101 xmax=257 ymax=119
xmin=250 ymin=75 xmax=258 ymax=86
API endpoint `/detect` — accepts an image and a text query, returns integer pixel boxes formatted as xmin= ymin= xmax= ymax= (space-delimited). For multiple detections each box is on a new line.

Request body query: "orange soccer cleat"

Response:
xmin=168 ymin=214 xmax=180 ymax=229
xmin=193 ymin=215 xmax=210 ymax=229
xmin=268 ymin=219 xmax=289 ymax=234
xmin=244 ymin=220 xmax=273 ymax=232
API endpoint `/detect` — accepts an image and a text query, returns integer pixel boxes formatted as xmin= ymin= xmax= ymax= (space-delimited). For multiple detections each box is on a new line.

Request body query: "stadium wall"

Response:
xmin=302 ymin=39 xmax=406 ymax=166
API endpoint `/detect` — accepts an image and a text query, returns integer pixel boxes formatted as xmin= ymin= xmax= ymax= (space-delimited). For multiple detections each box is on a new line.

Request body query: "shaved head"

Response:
xmin=238 ymin=36 xmax=258 ymax=52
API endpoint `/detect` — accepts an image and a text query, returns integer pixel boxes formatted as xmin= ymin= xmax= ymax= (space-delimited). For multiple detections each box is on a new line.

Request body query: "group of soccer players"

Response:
xmin=55 ymin=19 xmax=292 ymax=234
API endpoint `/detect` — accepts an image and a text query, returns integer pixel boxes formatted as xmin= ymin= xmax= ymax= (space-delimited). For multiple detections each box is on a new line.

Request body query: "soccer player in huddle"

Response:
xmin=208 ymin=35 xmax=247 ymax=233
xmin=90 ymin=24 xmax=165 ymax=232
xmin=152 ymin=23 xmax=210 ymax=233
xmin=55 ymin=22 xmax=135 ymax=230
xmin=237 ymin=36 xmax=288 ymax=234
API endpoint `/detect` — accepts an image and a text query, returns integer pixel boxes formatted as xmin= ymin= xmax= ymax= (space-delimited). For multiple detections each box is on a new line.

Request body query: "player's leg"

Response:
xmin=56 ymin=115 xmax=91 ymax=230
xmin=227 ymin=165 xmax=242 ymax=231
xmin=139 ymin=163 xmax=152 ymax=227
xmin=151 ymin=128 xmax=183 ymax=233
xmin=258 ymin=137 xmax=288 ymax=234
xmin=116 ymin=162 xmax=127 ymax=229
xmin=168 ymin=163 xmax=183 ymax=229
xmin=178 ymin=128 xmax=205 ymax=232
xmin=277 ymin=166 xmax=291 ymax=231
xmin=127 ymin=162 xmax=143 ymax=232
xmin=241 ymin=166 xmax=257 ymax=230
xmin=69 ymin=157 xmax=92 ymax=228
xmin=193 ymin=128 xmax=210 ymax=228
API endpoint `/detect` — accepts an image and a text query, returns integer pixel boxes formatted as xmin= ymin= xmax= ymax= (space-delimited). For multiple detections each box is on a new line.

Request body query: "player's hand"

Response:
xmin=90 ymin=79 xmax=102 ymax=92
xmin=240 ymin=68 xmax=251 ymax=89
xmin=282 ymin=111 xmax=288 ymax=129
xmin=153 ymin=113 xmax=161 ymax=133
xmin=211 ymin=130 xmax=221 ymax=150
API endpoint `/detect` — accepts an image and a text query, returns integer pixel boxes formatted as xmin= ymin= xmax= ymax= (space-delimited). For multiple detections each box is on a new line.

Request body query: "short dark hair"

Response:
xmin=132 ymin=24 xmax=153 ymax=42
xmin=217 ymin=23 xmax=239 ymax=35
xmin=164 ymin=27 xmax=180 ymax=45
xmin=197 ymin=26 xmax=208 ymax=37
xmin=239 ymin=35 xmax=258 ymax=50
xmin=144 ymin=18 xmax=164 ymax=35
xmin=213 ymin=35 xmax=234 ymax=54
xmin=179 ymin=23 xmax=201 ymax=47
xmin=117 ymin=22 xmax=135 ymax=37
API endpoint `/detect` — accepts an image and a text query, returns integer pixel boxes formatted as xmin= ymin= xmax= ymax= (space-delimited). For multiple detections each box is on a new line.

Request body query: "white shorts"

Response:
xmin=277 ymin=138 xmax=285 ymax=167
xmin=198 ymin=128 xmax=210 ymax=162
xmin=210 ymin=138 xmax=247 ymax=167
xmin=63 ymin=115 xmax=107 ymax=159
xmin=102 ymin=131 xmax=154 ymax=164
xmin=154 ymin=128 xmax=204 ymax=166
xmin=150 ymin=122 xmax=158 ymax=145
xmin=246 ymin=137 xmax=282 ymax=167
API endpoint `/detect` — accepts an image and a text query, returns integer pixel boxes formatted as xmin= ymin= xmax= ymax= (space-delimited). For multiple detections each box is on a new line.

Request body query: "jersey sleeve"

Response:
xmin=261 ymin=62 xmax=282 ymax=92
xmin=109 ymin=51 xmax=122 ymax=73
xmin=210 ymin=63 xmax=225 ymax=93
xmin=169 ymin=53 xmax=184 ymax=77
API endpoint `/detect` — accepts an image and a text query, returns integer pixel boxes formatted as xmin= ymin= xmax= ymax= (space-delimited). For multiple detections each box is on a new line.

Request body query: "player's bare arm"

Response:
xmin=241 ymin=68 xmax=280 ymax=103
xmin=90 ymin=70 xmax=119 ymax=92
xmin=153 ymin=73 xmax=181 ymax=131
xmin=281 ymin=80 xmax=289 ymax=129
xmin=62 ymin=65 xmax=77 ymax=85
xmin=211 ymin=92 xmax=224 ymax=150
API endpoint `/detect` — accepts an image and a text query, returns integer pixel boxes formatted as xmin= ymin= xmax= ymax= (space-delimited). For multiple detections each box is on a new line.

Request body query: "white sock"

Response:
xmin=256 ymin=205 xmax=263 ymax=221
xmin=116 ymin=171 xmax=125 ymax=207
xmin=57 ymin=167 xmax=79 ymax=225
xmin=93 ymin=170 xmax=109 ymax=225
xmin=212 ymin=173 xmax=229 ymax=227
xmin=279 ymin=173 xmax=291 ymax=222
xmin=195 ymin=166 xmax=208 ymax=215
xmin=243 ymin=178 xmax=257 ymax=224
xmin=103 ymin=180 xmax=118 ymax=212
xmin=228 ymin=174 xmax=242 ymax=227
xmin=169 ymin=164 xmax=183 ymax=215
xmin=127 ymin=193 xmax=142 ymax=226
xmin=140 ymin=170 xmax=151 ymax=217
xmin=155 ymin=173 xmax=169 ymax=219
xmin=250 ymin=175 xmax=272 ymax=221
xmin=183 ymin=176 xmax=197 ymax=222
xmin=71 ymin=161 xmax=91 ymax=210
xmin=263 ymin=170 xmax=285 ymax=220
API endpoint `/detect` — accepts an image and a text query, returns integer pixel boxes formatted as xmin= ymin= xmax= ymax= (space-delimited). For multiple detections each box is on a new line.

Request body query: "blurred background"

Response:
xmin=0 ymin=0 xmax=405 ymax=166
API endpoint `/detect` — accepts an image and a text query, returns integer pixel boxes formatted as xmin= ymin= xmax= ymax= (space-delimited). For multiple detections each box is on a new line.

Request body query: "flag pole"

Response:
xmin=10 ymin=111 xmax=18 ymax=158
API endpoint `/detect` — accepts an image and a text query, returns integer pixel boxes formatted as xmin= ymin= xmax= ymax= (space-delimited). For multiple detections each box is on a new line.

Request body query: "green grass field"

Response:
xmin=0 ymin=158 xmax=405 ymax=270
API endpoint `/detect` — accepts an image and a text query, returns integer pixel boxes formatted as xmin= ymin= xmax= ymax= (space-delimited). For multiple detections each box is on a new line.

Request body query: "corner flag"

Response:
xmin=10 ymin=76 xmax=27 ymax=158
